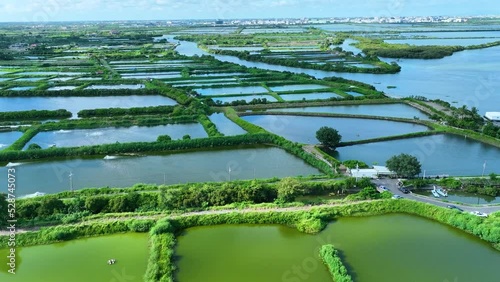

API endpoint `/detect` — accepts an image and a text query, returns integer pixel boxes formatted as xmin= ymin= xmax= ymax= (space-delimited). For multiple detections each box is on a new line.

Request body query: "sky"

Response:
xmin=0 ymin=0 xmax=499 ymax=22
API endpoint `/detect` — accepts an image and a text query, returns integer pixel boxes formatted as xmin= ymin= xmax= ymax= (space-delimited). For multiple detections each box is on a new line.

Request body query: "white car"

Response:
xmin=470 ymin=211 xmax=488 ymax=217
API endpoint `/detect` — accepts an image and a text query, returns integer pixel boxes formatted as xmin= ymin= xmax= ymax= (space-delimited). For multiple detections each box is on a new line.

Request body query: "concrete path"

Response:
xmin=372 ymin=178 xmax=500 ymax=214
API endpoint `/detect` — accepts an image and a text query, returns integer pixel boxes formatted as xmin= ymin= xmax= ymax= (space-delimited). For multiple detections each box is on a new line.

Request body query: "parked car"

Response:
xmin=398 ymin=187 xmax=410 ymax=194
xmin=446 ymin=205 xmax=463 ymax=212
xmin=379 ymin=185 xmax=389 ymax=192
xmin=470 ymin=211 xmax=488 ymax=217
xmin=392 ymin=195 xmax=403 ymax=199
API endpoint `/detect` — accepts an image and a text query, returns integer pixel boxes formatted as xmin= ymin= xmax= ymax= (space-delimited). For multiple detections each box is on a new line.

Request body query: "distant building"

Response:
xmin=350 ymin=168 xmax=378 ymax=179
xmin=349 ymin=166 xmax=396 ymax=179
xmin=215 ymin=20 xmax=224 ymax=25
xmin=8 ymin=43 xmax=28 ymax=51
xmin=485 ymin=112 xmax=500 ymax=121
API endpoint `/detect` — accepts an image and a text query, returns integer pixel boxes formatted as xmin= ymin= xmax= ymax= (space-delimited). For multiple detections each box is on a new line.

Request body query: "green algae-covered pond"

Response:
xmin=0 ymin=233 xmax=148 ymax=282
xmin=176 ymin=214 xmax=500 ymax=282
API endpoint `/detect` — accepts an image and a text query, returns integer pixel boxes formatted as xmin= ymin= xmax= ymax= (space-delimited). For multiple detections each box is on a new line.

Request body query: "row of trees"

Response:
xmin=0 ymin=133 xmax=272 ymax=161
xmin=14 ymin=178 xmax=360 ymax=220
xmin=0 ymin=109 xmax=71 ymax=121
xmin=413 ymin=97 xmax=499 ymax=139
xmin=77 ymin=105 xmax=178 ymax=118
xmin=210 ymin=97 xmax=271 ymax=107
xmin=209 ymin=48 xmax=401 ymax=74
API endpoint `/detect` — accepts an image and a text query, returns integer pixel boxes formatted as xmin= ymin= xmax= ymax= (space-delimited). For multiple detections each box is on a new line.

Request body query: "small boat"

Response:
xmin=431 ymin=186 xmax=440 ymax=198
xmin=436 ymin=186 xmax=448 ymax=197
xmin=103 ymin=155 xmax=118 ymax=160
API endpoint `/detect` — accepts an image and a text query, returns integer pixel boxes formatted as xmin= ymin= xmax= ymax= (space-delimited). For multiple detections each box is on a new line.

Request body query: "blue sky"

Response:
xmin=0 ymin=0 xmax=499 ymax=22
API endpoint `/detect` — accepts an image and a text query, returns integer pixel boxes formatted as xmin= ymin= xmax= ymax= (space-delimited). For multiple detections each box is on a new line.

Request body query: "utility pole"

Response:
xmin=355 ymin=163 xmax=359 ymax=182
xmin=69 ymin=171 xmax=73 ymax=192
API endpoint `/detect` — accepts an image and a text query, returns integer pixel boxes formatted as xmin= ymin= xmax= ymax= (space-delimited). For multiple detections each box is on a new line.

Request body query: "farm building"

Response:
xmin=485 ymin=112 xmax=500 ymax=121
xmin=349 ymin=166 xmax=396 ymax=179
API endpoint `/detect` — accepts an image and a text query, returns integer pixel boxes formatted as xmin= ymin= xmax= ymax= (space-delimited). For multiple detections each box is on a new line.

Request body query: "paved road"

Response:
xmin=372 ymin=178 xmax=500 ymax=214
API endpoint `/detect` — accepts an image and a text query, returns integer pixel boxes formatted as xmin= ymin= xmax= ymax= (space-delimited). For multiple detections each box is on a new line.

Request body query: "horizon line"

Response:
xmin=1 ymin=14 xmax=500 ymax=24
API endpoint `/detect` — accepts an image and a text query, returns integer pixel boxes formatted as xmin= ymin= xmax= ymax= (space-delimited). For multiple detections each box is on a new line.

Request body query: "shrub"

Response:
xmin=128 ymin=219 xmax=155 ymax=233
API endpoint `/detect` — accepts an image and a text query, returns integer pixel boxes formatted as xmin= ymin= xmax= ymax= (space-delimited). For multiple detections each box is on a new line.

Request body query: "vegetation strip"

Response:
xmin=319 ymin=244 xmax=354 ymax=282
xmin=1 ymin=200 xmax=498 ymax=250
xmin=0 ymin=109 xmax=71 ymax=121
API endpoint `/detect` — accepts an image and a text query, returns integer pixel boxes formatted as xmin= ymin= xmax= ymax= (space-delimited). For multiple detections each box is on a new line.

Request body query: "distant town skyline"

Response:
xmin=0 ymin=0 xmax=499 ymax=23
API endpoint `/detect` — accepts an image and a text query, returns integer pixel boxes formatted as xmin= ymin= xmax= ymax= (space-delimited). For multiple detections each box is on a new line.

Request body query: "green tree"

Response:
xmin=0 ymin=193 xmax=8 ymax=227
xmin=84 ymin=197 xmax=109 ymax=214
xmin=489 ymin=173 xmax=497 ymax=181
xmin=27 ymin=143 xmax=42 ymax=150
xmin=386 ymin=154 xmax=422 ymax=178
xmin=316 ymin=127 xmax=342 ymax=150
xmin=108 ymin=192 xmax=139 ymax=213
xmin=37 ymin=197 xmax=66 ymax=217
xmin=17 ymin=201 xmax=41 ymax=219
xmin=157 ymin=135 xmax=172 ymax=142
xmin=276 ymin=177 xmax=303 ymax=202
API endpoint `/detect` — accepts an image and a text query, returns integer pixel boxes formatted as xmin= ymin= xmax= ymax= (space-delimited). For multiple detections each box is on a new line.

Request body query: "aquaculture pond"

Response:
xmin=174 ymin=82 xmax=238 ymax=88
xmin=14 ymin=77 xmax=47 ymax=82
xmin=190 ymin=72 xmax=247 ymax=77
xmin=176 ymin=214 xmax=500 ymax=282
xmin=173 ymin=38 xmax=500 ymax=113
xmin=334 ymin=134 xmax=500 ymax=176
xmin=24 ymin=124 xmax=207 ymax=149
xmin=120 ymin=73 xmax=181 ymax=79
xmin=16 ymin=71 xmax=85 ymax=76
xmin=169 ymin=78 xmax=237 ymax=84
xmin=85 ymin=84 xmax=145 ymax=90
xmin=0 ymin=131 xmax=22 ymax=150
xmin=213 ymin=95 xmax=278 ymax=104
xmin=0 ymin=147 xmax=320 ymax=196
xmin=49 ymin=77 xmax=75 ymax=82
xmin=47 ymin=86 xmax=77 ymax=91
xmin=266 ymin=103 xmax=429 ymax=119
xmin=0 ymin=95 xmax=177 ymax=117
xmin=75 ymin=77 xmax=101 ymax=81
xmin=195 ymin=86 xmax=268 ymax=96
xmin=344 ymin=91 xmax=364 ymax=97
xmin=209 ymin=46 xmax=264 ymax=52
xmin=208 ymin=113 xmax=247 ymax=135
xmin=0 ymin=233 xmax=149 ymax=282
xmin=242 ymin=115 xmax=429 ymax=143
xmin=269 ymin=84 xmax=329 ymax=92
xmin=9 ymin=86 xmax=36 ymax=91
xmin=279 ymin=92 xmax=343 ymax=101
